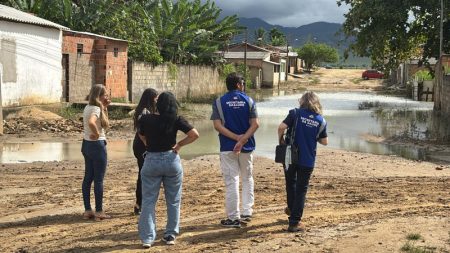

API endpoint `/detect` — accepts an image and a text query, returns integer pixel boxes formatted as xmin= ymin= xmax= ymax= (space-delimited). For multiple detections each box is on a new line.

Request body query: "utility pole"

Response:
xmin=440 ymin=0 xmax=444 ymax=59
xmin=244 ymin=28 xmax=248 ymax=92
xmin=286 ymin=35 xmax=289 ymax=81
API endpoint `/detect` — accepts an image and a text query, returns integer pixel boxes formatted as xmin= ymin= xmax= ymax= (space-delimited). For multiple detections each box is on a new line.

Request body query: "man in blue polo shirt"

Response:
xmin=211 ymin=72 xmax=259 ymax=228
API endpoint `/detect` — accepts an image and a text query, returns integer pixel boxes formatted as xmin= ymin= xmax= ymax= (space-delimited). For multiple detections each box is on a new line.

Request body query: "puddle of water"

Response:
xmin=2 ymin=91 xmax=449 ymax=163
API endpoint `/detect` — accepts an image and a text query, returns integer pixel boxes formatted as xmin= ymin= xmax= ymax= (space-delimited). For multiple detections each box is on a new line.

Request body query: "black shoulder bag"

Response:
xmin=275 ymin=109 xmax=299 ymax=165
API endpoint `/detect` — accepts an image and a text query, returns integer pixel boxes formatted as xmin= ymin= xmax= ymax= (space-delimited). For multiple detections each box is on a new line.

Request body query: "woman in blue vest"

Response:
xmin=277 ymin=91 xmax=328 ymax=232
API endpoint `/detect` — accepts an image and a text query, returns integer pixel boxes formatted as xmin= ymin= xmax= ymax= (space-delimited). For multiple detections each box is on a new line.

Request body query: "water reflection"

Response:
xmin=2 ymin=91 xmax=450 ymax=163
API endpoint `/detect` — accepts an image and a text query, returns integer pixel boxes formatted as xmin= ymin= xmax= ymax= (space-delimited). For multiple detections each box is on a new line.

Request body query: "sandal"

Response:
xmin=82 ymin=210 xmax=95 ymax=220
xmin=95 ymin=211 xmax=111 ymax=221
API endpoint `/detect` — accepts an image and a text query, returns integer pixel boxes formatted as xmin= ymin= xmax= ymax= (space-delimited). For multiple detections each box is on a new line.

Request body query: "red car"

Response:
xmin=362 ymin=70 xmax=384 ymax=79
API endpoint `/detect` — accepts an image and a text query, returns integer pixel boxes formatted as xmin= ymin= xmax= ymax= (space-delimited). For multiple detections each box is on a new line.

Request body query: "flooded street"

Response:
xmin=2 ymin=91 xmax=446 ymax=163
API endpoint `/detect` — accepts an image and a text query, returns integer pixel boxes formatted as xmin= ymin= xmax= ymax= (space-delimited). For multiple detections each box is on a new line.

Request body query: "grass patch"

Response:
xmin=58 ymin=106 xmax=83 ymax=120
xmin=107 ymin=108 xmax=131 ymax=120
xmin=406 ymin=233 xmax=422 ymax=241
xmin=310 ymin=77 xmax=320 ymax=85
xmin=400 ymin=242 xmax=435 ymax=253
xmin=351 ymin=78 xmax=363 ymax=84
xmin=358 ymin=101 xmax=380 ymax=110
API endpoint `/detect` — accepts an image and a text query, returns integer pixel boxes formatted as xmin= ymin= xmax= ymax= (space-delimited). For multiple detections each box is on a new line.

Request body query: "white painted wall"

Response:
xmin=0 ymin=21 xmax=62 ymax=106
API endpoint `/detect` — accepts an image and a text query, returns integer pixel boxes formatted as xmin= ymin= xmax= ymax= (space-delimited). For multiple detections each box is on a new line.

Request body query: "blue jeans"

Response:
xmin=284 ymin=165 xmax=313 ymax=225
xmin=138 ymin=151 xmax=183 ymax=244
xmin=81 ymin=140 xmax=108 ymax=212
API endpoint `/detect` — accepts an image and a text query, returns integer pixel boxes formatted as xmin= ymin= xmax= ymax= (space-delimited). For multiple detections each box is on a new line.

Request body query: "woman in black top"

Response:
xmin=137 ymin=92 xmax=199 ymax=248
xmin=133 ymin=88 xmax=158 ymax=215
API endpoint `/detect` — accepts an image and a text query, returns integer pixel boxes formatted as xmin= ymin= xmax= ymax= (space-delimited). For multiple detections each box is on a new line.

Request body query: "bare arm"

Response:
xmin=318 ymin=137 xmax=328 ymax=146
xmin=233 ymin=118 xmax=259 ymax=153
xmin=213 ymin=120 xmax=241 ymax=141
xmin=88 ymin=114 xmax=100 ymax=140
xmin=138 ymin=133 xmax=147 ymax=146
xmin=278 ymin=122 xmax=288 ymax=144
xmin=172 ymin=128 xmax=200 ymax=153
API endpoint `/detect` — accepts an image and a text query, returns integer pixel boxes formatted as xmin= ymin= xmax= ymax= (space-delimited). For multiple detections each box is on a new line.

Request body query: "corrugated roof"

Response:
xmin=0 ymin=4 xmax=68 ymax=30
xmin=223 ymin=51 xmax=270 ymax=60
xmin=65 ymin=31 xmax=128 ymax=43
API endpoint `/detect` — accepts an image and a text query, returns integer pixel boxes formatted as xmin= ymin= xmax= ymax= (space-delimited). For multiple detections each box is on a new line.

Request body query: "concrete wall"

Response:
xmin=129 ymin=62 xmax=225 ymax=103
xmin=439 ymin=75 xmax=450 ymax=114
xmin=262 ymin=61 xmax=279 ymax=88
xmin=62 ymin=35 xmax=96 ymax=101
xmin=0 ymin=21 xmax=62 ymax=106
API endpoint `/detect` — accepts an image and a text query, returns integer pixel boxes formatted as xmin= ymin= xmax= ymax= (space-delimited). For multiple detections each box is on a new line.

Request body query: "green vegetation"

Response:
xmin=2 ymin=0 xmax=242 ymax=66
xmin=406 ymin=233 xmax=422 ymax=241
xmin=401 ymin=242 xmax=435 ymax=253
xmin=269 ymin=27 xmax=286 ymax=46
xmin=414 ymin=70 xmax=434 ymax=81
xmin=58 ymin=106 xmax=83 ymax=120
xmin=400 ymin=233 xmax=436 ymax=253
xmin=338 ymin=0 xmax=450 ymax=74
xmin=296 ymin=43 xmax=339 ymax=72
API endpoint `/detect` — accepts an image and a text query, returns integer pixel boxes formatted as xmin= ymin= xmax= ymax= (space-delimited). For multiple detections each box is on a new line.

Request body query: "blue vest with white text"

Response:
xmin=293 ymin=108 xmax=326 ymax=168
xmin=218 ymin=91 xmax=255 ymax=152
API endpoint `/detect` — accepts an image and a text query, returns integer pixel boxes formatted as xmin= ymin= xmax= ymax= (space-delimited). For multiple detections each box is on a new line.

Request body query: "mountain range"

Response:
xmin=236 ymin=17 xmax=370 ymax=66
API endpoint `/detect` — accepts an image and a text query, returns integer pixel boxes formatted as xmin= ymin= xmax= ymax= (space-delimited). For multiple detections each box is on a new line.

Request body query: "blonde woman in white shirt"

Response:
xmin=81 ymin=84 xmax=111 ymax=221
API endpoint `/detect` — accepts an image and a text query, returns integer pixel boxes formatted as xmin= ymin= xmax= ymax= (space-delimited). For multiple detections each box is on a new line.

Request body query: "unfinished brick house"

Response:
xmin=62 ymin=31 xmax=128 ymax=102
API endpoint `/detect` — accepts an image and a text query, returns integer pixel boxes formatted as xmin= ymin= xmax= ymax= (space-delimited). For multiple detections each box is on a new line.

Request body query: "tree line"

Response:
xmin=338 ymin=0 xmax=450 ymax=74
xmin=1 ymin=0 xmax=242 ymax=66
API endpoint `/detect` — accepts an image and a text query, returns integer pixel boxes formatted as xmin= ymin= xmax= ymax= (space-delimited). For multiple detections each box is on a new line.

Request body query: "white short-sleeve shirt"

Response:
xmin=83 ymin=105 xmax=106 ymax=141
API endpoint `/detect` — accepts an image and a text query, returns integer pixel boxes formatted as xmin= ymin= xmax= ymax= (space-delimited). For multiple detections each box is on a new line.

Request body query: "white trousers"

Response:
xmin=220 ymin=151 xmax=254 ymax=220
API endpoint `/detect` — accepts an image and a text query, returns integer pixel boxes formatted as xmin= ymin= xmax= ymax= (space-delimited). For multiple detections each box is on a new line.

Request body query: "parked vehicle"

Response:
xmin=362 ymin=69 xmax=383 ymax=79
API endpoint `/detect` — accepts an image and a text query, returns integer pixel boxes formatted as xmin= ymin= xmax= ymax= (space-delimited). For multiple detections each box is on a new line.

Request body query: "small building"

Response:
xmin=0 ymin=4 xmax=68 ymax=107
xmin=62 ymin=31 xmax=128 ymax=102
xmin=220 ymin=43 xmax=285 ymax=88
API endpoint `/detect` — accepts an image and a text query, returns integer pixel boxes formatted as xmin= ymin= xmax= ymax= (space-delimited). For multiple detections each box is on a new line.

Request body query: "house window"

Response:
xmin=274 ymin=65 xmax=280 ymax=73
xmin=114 ymin=47 xmax=119 ymax=57
xmin=77 ymin=43 xmax=83 ymax=56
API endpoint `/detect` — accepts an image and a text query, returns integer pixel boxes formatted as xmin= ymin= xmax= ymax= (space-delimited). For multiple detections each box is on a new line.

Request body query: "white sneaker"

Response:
xmin=142 ymin=243 xmax=151 ymax=248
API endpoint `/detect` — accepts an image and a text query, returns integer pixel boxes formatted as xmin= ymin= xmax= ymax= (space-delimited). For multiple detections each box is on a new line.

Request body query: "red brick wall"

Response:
xmin=104 ymin=40 xmax=128 ymax=99
xmin=62 ymin=32 xmax=128 ymax=101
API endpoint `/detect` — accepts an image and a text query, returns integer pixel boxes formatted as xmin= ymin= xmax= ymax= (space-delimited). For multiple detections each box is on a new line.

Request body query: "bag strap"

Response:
xmin=215 ymin=97 xmax=225 ymax=126
xmin=290 ymin=108 xmax=299 ymax=145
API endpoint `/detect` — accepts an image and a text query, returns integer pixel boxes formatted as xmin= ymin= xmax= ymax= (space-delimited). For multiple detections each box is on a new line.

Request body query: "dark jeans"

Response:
xmin=284 ymin=164 xmax=314 ymax=225
xmin=81 ymin=140 xmax=107 ymax=212
xmin=133 ymin=136 xmax=146 ymax=207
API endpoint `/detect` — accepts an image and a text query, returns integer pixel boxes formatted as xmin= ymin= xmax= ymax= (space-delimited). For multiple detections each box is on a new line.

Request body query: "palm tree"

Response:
xmin=254 ymin=27 xmax=266 ymax=46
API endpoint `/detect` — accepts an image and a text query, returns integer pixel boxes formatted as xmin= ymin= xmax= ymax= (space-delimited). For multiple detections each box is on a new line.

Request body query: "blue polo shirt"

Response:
xmin=283 ymin=108 xmax=327 ymax=168
xmin=211 ymin=90 xmax=258 ymax=152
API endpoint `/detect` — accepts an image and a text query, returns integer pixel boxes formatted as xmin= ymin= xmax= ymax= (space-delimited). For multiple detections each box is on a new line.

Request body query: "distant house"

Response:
xmin=0 ymin=4 xmax=68 ymax=107
xmin=396 ymin=58 xmax=438 ymax=87
xmin=220 ymin=42 xmax=285 ymax=88
xmin=62 ymin=31 xmax=128 ymax=102
xmin=262 ymin=45 xmax=302 ymax=75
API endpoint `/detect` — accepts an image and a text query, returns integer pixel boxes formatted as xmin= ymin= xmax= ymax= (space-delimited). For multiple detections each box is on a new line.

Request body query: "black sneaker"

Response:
xmin=220 ymin=219 xmax=241 ymax=228
xmin=162 ymin=235 xmax=176 ymax=245
xmin=134 ymin=205 xmax=141 ymax=215
xmin=240 ymin=215 xmax=252 ymax=222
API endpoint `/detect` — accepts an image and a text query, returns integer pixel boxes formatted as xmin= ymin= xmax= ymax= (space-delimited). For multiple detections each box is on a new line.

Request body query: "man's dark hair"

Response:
xmin=226 ymin=72 xmax=244 ymax=91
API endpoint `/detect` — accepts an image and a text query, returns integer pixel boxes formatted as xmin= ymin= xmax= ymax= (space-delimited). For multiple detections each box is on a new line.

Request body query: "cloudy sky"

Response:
xmin=212 ymin=0 xmax=350 ymax=27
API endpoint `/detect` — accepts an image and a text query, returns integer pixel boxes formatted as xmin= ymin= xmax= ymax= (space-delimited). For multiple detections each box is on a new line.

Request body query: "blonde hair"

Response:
xmin=88 ymin=84 xmax=109 ymax=129
xmin=299 ymin=91 xmax=323 ymax=115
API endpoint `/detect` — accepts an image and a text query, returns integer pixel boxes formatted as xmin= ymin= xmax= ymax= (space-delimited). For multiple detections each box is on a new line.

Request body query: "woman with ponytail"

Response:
xmin=81 ymin=84 xmax=111 ymax=221
xmin=137 ymin=91 xmax=199 ymax=248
